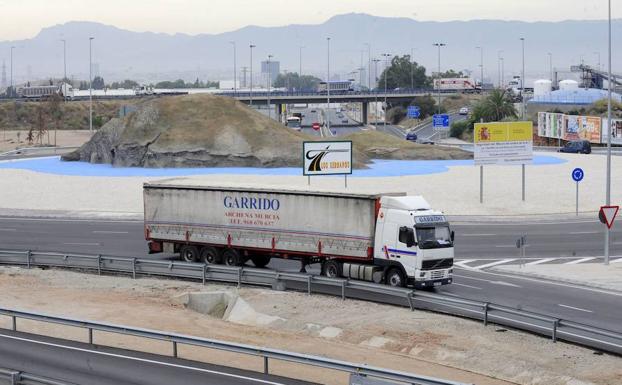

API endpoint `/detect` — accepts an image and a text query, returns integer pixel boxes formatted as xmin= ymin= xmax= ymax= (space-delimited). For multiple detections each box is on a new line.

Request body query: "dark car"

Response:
xmin=405 ymin=131 xmax=418 ymax=141
xmin=559 ymin=140 xmax=591 ymax=154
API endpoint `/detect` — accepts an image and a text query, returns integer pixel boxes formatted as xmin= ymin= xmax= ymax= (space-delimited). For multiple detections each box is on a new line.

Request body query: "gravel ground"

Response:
xmin=0 ymin=266 xmax=620 ymax=385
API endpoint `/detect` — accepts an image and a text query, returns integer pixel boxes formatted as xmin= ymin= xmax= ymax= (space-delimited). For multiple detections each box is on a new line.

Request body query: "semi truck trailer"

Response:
xmin=144 ymin=183 xmax=454 ymax=288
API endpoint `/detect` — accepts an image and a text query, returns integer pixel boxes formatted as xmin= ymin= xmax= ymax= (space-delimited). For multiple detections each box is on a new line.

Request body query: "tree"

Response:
xmin=377 ymin=55 xmax=430 ymax=90
xmin=92 ymin=76 xmax=105 ymax=90
xmin=78 ymin=81 xmax=89 ymax=90
xmin=35 ymin=104 xmax=48 ymax=145
xmin=438 ymin=70 xmax=465 ymax=78
xmin=410 ymin=95 xmax=441 ymax=119
xmin=471 ymin=89 xmax=517 ymax=123
xmin=273 ymin=72 xmax=321 ymax=91
xmin=47 ymin=93 xmax=64 ymax=147
xmin=110 ymin=79 xmax=139 ymax=89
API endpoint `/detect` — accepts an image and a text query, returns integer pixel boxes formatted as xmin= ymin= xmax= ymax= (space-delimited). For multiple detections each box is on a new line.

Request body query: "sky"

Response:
xmin=0 ymin=0 xmax=612 ymax=40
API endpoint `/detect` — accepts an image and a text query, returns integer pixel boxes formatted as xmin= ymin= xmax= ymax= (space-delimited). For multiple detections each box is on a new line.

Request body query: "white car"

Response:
xmin=459 ymin=107 xmax=469 ymax=115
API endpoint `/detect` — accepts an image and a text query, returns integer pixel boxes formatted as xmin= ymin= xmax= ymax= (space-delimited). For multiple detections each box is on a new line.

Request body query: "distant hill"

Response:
xmin=1 ymin=14 xmax=621 ymax=85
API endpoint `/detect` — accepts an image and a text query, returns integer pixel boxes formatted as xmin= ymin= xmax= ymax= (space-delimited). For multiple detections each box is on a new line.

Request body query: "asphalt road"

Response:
xmin=0 ymin=329 xmax=314 ymax=385
xmin=0 ymin=216 xmax=621 ymax=332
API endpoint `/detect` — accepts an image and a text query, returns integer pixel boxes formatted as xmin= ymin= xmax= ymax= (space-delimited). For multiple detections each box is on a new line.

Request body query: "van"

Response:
xmin=559 ymin=140 xmax=591 ymax=154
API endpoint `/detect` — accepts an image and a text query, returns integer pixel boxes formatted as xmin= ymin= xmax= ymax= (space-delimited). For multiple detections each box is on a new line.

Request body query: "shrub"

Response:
xmin=450 ymin=120 xmax=471 ymax=138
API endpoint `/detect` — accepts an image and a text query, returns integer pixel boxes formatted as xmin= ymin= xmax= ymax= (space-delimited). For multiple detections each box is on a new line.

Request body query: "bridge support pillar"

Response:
xmin=362 ymin=102 xmax=368 ymax=125
xmin=276 ymin=104 xmax=283 ymax=123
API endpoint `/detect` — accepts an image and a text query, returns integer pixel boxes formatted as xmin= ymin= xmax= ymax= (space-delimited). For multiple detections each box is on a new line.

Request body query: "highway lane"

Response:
xmin=0 ymin=330 xmax=313 ymax=385
xmin=0 ymin=217 xmax=621 ymax=333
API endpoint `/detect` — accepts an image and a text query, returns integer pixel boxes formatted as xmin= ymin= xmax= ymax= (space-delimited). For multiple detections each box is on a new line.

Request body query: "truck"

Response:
xmin=144 ymin=183 xmax=454 ymax=288
xmin=433 ymin=77 xmax=480 ymax=93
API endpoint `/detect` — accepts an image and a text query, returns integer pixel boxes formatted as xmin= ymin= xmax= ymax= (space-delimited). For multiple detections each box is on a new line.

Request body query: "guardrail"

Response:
xmin=0 ymin=249 xmax=620 ymax=357
xmin=0 ymin=368 xmax=76 ymax=385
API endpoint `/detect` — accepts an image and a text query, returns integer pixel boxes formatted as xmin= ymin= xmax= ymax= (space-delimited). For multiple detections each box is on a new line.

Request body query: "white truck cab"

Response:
xmin=374 ymin=196 xmax=454 ymax=288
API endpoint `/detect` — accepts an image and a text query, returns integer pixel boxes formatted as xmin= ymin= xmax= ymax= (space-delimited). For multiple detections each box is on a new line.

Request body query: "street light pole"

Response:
xmin=497 ymin=50 xmax=503 ymax=88
xmin=605 ymin=0 xmax=612 ymax=265
xmin=267 ymin=54 xmax=273 ymax=119
xmin=249 ymin=44 xmax=255 ymax=106
xmin=230 ymin=42 xmax=237 ymax=96
xmin=500 ymin=57 xmax=505 ymax=88
xmin=476 ymin=46 xmax=484 ymax=90
xmin=382 ymin=53 xmax=391 ymax=129
xmin=10 ymin=46 xmax=15 ymax=97
xmin=326 ymin=37 xmax=331 ymax=135
xmin=365 ymin=43 xmax=371 ymax=90
xmin=299 ymin=46 xmax=304 ymax=78
xmin=433 ymin=43 xmax=446 ymax=114
xmin=89 ymin=37 xmax=94 ymax=132
xmin=520 ymin=38 xmax=526 ymax=119
xmin=373 ymin=58 xmax=380 ymax=123
xmin=410 ymin=47 xmax=415 ymax=90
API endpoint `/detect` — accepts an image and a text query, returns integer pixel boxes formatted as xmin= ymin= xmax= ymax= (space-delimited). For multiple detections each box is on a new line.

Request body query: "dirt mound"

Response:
xmin=345 ymin=130 xmax=472 ymax=160
xmin=62 ymin=94 xmax=311 ymax=168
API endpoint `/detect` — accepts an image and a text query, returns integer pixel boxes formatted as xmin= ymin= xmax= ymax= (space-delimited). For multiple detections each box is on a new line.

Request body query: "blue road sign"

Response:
xmin=407 ymin=106 xmax=420 ymax=118
xmin=572 ymin=167 xmax=584 ymax=182
xmin=433 ymin=114 xmax=450 ymax=129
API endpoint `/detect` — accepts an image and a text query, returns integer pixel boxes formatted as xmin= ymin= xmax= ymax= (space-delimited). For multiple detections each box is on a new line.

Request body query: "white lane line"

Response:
xmin=525 ymin=258 xmax=556 ymax=266
xmin=453 ymin=260 xmax=478 ymax=269
xmin=92 ymin=230 xmax=129 ymax=234
xmin=452 ymin=282 xmax=483 ymax=290
xmin=459 ymin=233 xmax=496 ymax=237
xmin=570 ymin=231 xmax=599 ymax=235
xmin=0 ymin=228 xmax=17 ymax=232
xmin=558 ymin=304 xmax=593 ymax=313
xmin=475 ymin=259 xmax=517 ymax=269
xmin=612 ymin=258 xmax=622 ymax=264
xmin=494 ymin=245 xmax=515 ymax=248
xmin=0 ymin=333 xmax=287 ymax=385
xmin=453 ymin=274 xmax=522 ymax=288
xmin=63 ymin=242 xmax=100 ymax=246
xmin=565 ymin=257 xmax=596 ymax=265
xmin=0 ymin=217 xmax=141 ymax=223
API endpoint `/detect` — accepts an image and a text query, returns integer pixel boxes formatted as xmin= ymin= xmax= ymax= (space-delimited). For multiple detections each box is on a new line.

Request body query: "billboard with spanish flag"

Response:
xmin=474 ymin=121 xmax=533 ymax=165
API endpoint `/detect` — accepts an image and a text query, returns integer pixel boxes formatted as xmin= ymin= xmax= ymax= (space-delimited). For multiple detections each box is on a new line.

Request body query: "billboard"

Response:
xmin=564 ymin=115 xmax=601 ymax=143
xmin=474 ymin=121 xmax=533 ymax=165
xmin=602 ymin=119 xmax=622 ymax=145
xmin=303 ymin=141 xmax=352 ymax=176
xmin=537 ymin=112 xmax=564 ymax=139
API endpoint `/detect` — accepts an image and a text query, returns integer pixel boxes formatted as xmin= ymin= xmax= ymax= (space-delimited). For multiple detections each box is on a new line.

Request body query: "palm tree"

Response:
xmin=472 ymin=89 xmax=517 ymax=122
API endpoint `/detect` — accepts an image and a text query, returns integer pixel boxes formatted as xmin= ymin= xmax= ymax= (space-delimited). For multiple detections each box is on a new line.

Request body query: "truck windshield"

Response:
xmin=416 ymin=226 xmax=452 ymax=249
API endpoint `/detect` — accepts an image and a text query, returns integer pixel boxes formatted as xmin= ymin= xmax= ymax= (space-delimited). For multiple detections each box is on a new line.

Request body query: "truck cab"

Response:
xmin=374 ymin=196 xmax=454 ymax=288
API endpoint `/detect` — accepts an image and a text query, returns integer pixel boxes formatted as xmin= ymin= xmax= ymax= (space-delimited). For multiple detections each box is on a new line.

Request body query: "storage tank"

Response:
xmin=559 ymin=79 xmax=579 ymax=91
xmin=534 ymin=79 xmax=552 ymax=96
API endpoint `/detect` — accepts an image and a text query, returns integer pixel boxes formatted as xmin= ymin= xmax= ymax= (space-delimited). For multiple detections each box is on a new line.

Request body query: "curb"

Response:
xmin=489 ymin=266 xmax=622 ymax=294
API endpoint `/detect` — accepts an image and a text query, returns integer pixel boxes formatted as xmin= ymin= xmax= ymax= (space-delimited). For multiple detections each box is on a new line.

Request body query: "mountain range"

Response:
xmin=1 ymin=13 xmax=621 ymax=86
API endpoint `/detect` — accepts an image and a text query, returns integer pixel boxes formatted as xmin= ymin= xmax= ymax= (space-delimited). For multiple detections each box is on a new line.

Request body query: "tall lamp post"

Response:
xmin=497 ymin=50 xmax=504 ymax=88
xmin=229 ymin=42 xmax=237 ymax=96
xmin=605 ymin=0 xmax=612 ymax=265
xmin=373 ymin=58 xmax=380 ymax=123
xmin=249 ymin=44 xmax=255 ymax=106
xmin=61 ymin=39 xmax=67 ymax=102
xmin=382 ymin=53 xmax=391 ymax=129
xmin=410 ymin=47 xmax=417 ymax=90
xmin=520 ymin=37 xmax=525 ymax=119
xmin=433 ymin=43 xmax=446 ymax=114
xmin=476 ymin=46 xmax=484 ymax=90
xmin=267 ymin=54 xmax=273 ymax=119
xmin=10 ymin=46 xmax=15 ymax=97
xmin=326 ymin=37 xmax=331 ymax=134
xmin=89 ymin=37 xmax=94 ymax=132
xmin=298 ymin=46 xmax=304 ymax=79
xmin=500 ymin=57 xmax=505 ymax=88
xmin=365 ymin=43 xmax=371 ymax=90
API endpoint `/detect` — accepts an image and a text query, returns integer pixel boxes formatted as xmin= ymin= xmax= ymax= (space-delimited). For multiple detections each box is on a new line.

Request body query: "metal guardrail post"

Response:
xmin=88 ymin=328 xmax=93 ymax=344
xmin=552 ymin=319 xmax=559 ymax=342
xmin=97 ymin=255 xmax=101 ymax=275
xmin=307 ymin=276 xmax=312 ymax=295
xmin=341 ymin=281 xmax=346 ymax=300
xmin=202 ymin=264 xmax=207 ymax=285
xmin=407 ymin=292 xmax=414 ymax=311
xmin=132 ymin=258 xmax=137 ymax=279
xmin=237 ymin=268 xmax=242 ymax=288
xmin=11 ymin=315 xmax=16 ymax=331
xmin=263 ymin=356 xmax=269 ymax=374
xmin=26 ymin=250 xmax=31 ymax=269
xmin=173 ymin=341 xmax=178 ymax=358
xmin=9 ymin=371 xmax=19 ymax=385
xmin=483 ymin=303 xmax=489 ymax=326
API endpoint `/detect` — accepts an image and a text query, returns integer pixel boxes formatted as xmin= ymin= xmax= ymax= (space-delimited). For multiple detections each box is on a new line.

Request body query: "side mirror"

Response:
xmin=399 ymin=226 xmax=417 ymax=247
xmin=451 ymin=231 xmax=455 ymax=242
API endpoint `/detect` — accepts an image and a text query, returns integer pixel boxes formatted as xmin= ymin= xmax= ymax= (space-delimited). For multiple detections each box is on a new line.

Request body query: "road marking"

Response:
xmin=92 ymin=230 xmax=129 ymax=234
xmin=0 ymin=333 xmax=287 ymax=385
xmin=565 ymin=257 xmax=596 ymax=265
xmin=453 ymin=260 xmax=479 ymax=269
xmin=0 ymin=228 xmax=17 ymax=232
xmin=453 ymin=274 xmax=521 ymax=288
xmin=558 ymin=304 xmax=593 ymax=313
xmin=0 ymin=217 xmax=141 ymax=223
xmin=459 ymin=233 xmax=496 ymax=237
xmin=612 ymin=258 xmax=622 ymax=264
xmin=451 ymin=282 xmax=483 ymax=290
xmin=475 ymin=259 xmax=517 ymax=269
xmin=63 ymin=242 xmax=100 ymax=246
xmin=494 ymin=245 xmax=515 ymax=248
xmin=570 ymin=231 xmax=599 ymax=235
xmin=525 ymin=258 xmax=556 ymax=266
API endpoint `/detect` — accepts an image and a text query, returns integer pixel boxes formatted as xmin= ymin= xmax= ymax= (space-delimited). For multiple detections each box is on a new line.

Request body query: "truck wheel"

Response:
xmin=180 ymin=245 xmax=199 ymax=263
xmin=200 ymin=246 xmax=221 ymax=264
xmin=386 ymin=268 xmax=405 ymax=287
xmin=251 ymin=255 xmax=271 ymax=268
xmin=322 ymin=260 xmax=342 ymax=278
xmin=223 ymin=249 xmax=242 ymax=266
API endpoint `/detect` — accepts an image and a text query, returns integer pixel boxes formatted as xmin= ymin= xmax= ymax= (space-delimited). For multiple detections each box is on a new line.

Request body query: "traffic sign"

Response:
xmin=433 ymin=114 xmax=449 ymax=129
xmin=407 ymin=106 xmax=420 ymax=118
xmin=312 ymin=122 xmax=320 ymax=131
xmin=572 ymin=168 xmax=584 ymax=182
xmin=599 ymin=205 xmax=619 ymax=229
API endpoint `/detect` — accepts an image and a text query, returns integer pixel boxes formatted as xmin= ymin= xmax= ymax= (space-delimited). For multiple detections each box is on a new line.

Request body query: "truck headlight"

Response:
xmin=419 ymin=272 xmax=426 ymax=277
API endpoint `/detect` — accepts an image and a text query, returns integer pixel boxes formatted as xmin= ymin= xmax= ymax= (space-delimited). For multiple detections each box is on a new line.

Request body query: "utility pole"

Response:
xmin=61 ymin=39 xmax=67 ymax=101
xmin=605 ymin=0 xmax=612 ymax=265
xmin=433 ymin=43 xmax=446 ymax=114
xmin=267 ymin=54 xmax=273 ymax=119
xmin=476 ymin=46 xmax=484 ymax=90
xmin=326 ymin=37 xmax=331 ymax=135
xmin=230 ymin=41 xmax=237 ymax=95
xmin=10 ymin=46 xmax=15 ymax=97
xmin=89 ymin=37 xmax=94 ymax=132
xmin=365 ymin=43 xmax=371 ymax=90
xmin=501 ymin=57 xmax=505 ymax=88
xmin=373 ymin=58 xmax=380 ymax=123
xmin=520 ymin=37 xmax=525 ymax=119
xmin=548 ymin=53 xmax=553 ymax=82
xmin=249 ymin=44 xmax=255 ymax=106
xmin=382 ymin=53 xmax=391 ymax=129
xmin=497 ymin=50 xmax=503 ymax=88
xmin=299 ymin=46 xmax=304 ymax=79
